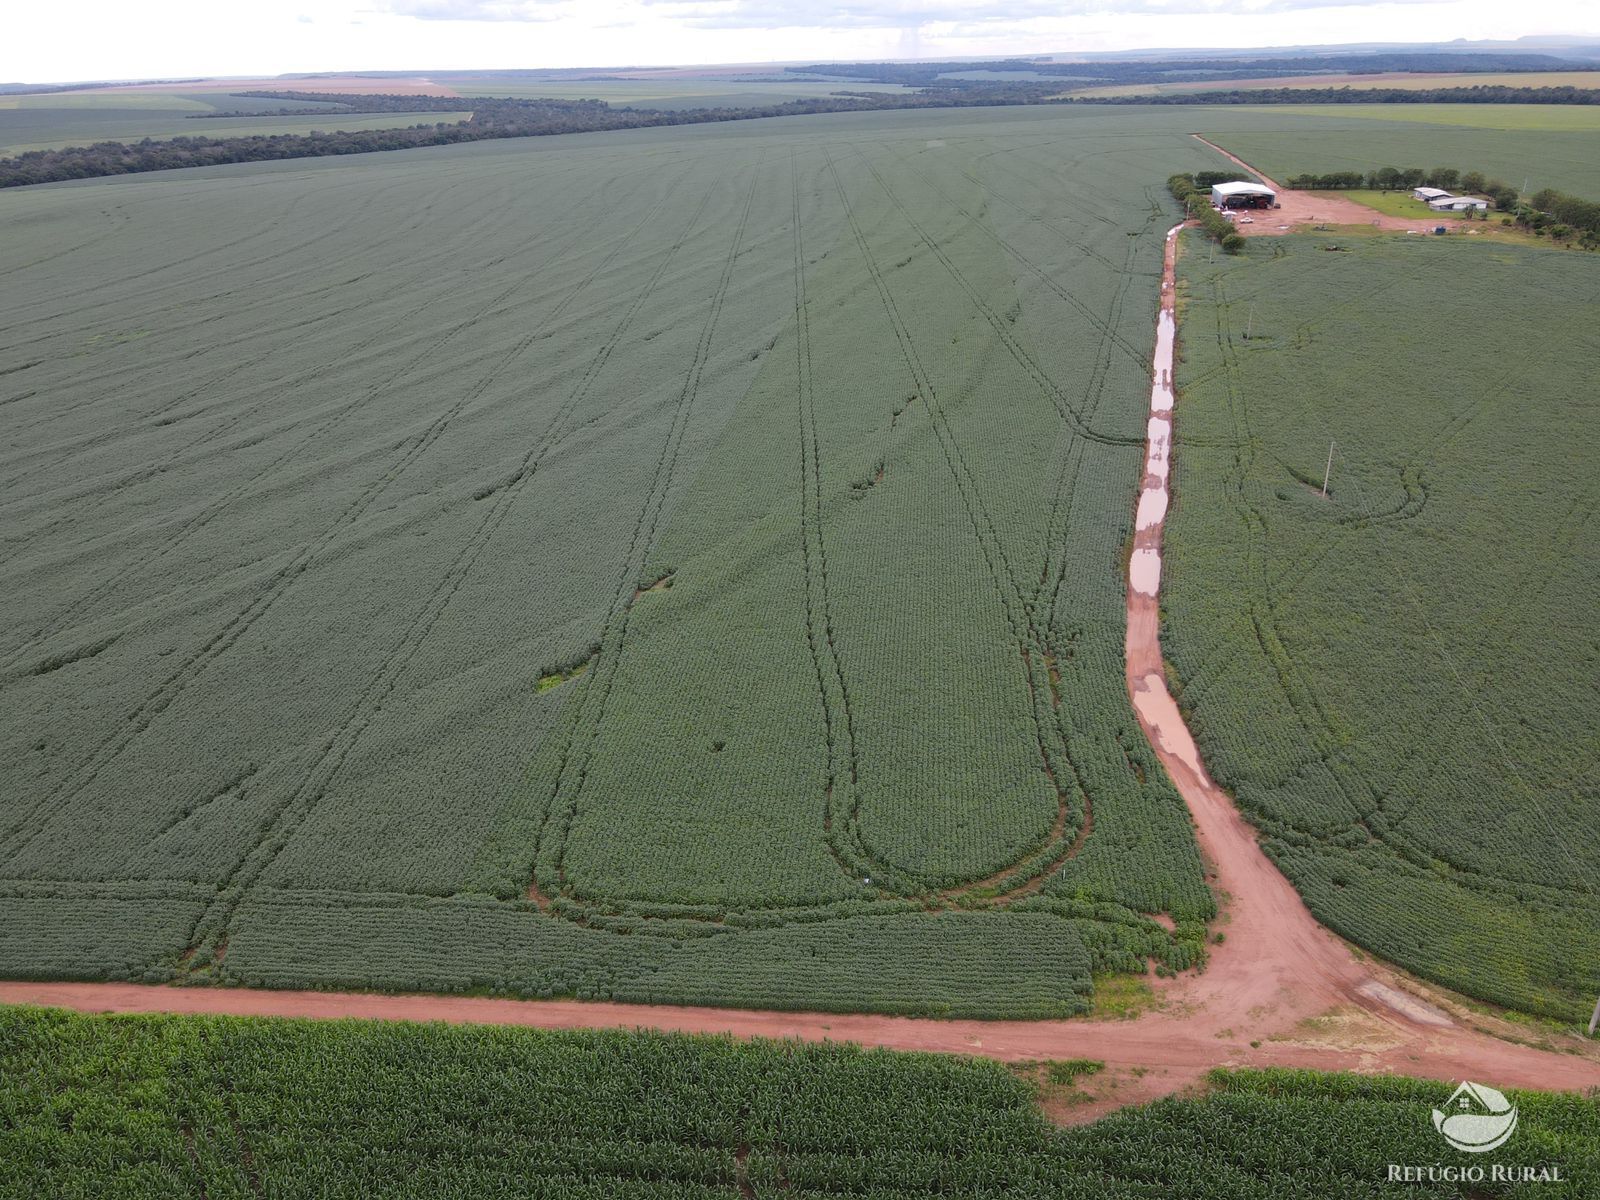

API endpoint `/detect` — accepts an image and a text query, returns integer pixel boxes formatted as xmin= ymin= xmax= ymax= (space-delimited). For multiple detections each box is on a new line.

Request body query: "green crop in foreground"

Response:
xmin=2 ymin=1005 xmax=1597 ymax=1198
xmin=1164 ymin=230 xmax=1600 ymax=1019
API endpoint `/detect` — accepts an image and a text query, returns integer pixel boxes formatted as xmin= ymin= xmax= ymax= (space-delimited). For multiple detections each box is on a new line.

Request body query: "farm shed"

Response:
xmin=1427 ymin=195 xmax=1489 ymax=212
xmin=1210 ymin=181 xmax=1276 ymax=210
xmin=1413 ymin=187 xmax=1451 ymax=201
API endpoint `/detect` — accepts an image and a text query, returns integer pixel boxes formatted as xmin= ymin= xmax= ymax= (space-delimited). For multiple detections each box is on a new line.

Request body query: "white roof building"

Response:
xmin=1413 ymin=187 xmax=1452 ymax=201
xmin=1427 ymin=195 xmax=1489 ymax=211
xmin=1210 ymin=181 xmax=1276 ymax=206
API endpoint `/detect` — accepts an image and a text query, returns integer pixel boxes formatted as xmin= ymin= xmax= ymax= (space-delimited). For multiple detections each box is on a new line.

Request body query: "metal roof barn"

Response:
xmin=1210 ymin=181 xmax=1276 ymax=208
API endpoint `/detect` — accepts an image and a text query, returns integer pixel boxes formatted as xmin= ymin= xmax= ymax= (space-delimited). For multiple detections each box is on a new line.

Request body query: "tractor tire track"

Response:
xmin=0 ymin=179 xmax=692 ymax=859
xmin=824 ymin=149 xmax=1087 ymax=896
xmin=788 ymin=152 xmax=917 ymax=896
xmin=0 ymin=171 xmax=685 ymax=673
xmin=534 ymin=166 xmax=759 ymax=897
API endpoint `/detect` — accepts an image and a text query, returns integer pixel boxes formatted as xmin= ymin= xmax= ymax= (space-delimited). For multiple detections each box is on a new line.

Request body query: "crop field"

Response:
xmin=1200 ymin=107 xmax=1600 ymax=197
xmin=0 ymin=106 xmax=1261 ymax=1014
xmin=0 ymin=91 xmax=469 ymax=156
xmin=449 ymin=78 xmax=914 ymax=109
xmin=1074 ymin=71 xmax=1600 ymax=98
xmin=5 ymin=1006 xmax=1597 ymax=1197
xmin=1164 ymin=231 xmax=1600 ymax=1018
xmin=6 ymin=1004 xmax=1593 ymax=1200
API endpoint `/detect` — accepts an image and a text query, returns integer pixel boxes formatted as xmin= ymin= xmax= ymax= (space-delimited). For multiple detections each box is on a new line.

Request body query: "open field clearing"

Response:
xmin=0 ymin=106 xmax=1256 ymax=1015
xmin=448 ymin=78 xmax=915 ymax=109
xmin=0 ymin=108 xmax=474 ymax=157
xmin=1165 ymin=231 xmax=1600 ymax=1019
xmin=1248 ymin=103 xmax=1600 ymax=131
xmin=1199 ymin=108 xmax=1600 ymax=196
xmin=0 ymin=88 xmax=472 ymax=157
xmin=4 ymin=1005 xmax=1597 ymax=1197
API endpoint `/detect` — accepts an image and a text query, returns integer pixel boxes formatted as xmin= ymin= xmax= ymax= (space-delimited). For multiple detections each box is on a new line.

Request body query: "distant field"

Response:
xmin=0 ymin=106 xmax=1225 ymax=1014
xmin=1166 ymin=231 xmax=1600 ymax=1018
xmin=450 ymin=78 xmax=913 ymax=109
xmin=1202 ymin=109 xmax=1600 ymax=196
xmin=8 ymin=1006 xmax=1598 ymax=1197
xmin=1074 ymin=70 xmax=1600 ymax=98
xmin=1259 ymin=102 xmax=1600 ymax=131
xmin=0 ymin=106 xmax=473 ymax=156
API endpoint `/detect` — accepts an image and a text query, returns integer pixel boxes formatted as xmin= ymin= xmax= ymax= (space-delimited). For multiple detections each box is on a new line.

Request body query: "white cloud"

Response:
xmin=0 ymin=0 xmax=1592 ymax=84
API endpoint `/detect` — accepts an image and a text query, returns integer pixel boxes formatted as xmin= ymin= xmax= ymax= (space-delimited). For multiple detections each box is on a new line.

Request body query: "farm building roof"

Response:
xmin=1210 ymin=181 xmax=1275 ymax=198
xmin=1413 ymin=187 xmax=1451 ymax=199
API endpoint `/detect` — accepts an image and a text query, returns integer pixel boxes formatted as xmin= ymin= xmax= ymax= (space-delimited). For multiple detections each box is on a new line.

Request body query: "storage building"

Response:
xmin=1209 ymin=181 xmax=1277 ymax=210
xmin=1427 ymin=195 xmax=1489 ymax=212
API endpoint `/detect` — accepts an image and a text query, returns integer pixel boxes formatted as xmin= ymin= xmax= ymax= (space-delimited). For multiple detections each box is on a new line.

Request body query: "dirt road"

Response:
xmin=1191 ymin=135 xmax=1448 ymax=236
xmin=1 ymin=215 xmax=1594 ymax=1120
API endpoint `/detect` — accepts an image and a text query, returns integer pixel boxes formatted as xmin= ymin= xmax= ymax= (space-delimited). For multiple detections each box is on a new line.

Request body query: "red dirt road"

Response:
xmin=1191 ymin=135 xmax=1446 ymax=236
xmin=2 ymin=211 xmax=1594 ymax=1119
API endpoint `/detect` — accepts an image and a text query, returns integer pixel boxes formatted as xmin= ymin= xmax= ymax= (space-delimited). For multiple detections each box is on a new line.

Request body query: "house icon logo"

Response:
xmin=1433 ymin=1082 xmax=1518 ymax=1153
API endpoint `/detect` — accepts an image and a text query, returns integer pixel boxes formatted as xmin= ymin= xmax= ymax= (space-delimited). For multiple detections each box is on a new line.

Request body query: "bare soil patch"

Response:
xmin=1191 ymin=136 xmax=1444 ymax=236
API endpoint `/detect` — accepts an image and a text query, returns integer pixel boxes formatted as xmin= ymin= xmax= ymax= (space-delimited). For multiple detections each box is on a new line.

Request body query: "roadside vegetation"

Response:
xmin=1167 ymin=172 xmax=1247 ymax=252
xmin=3 ymin=1006 xmax=1596 ymax=1197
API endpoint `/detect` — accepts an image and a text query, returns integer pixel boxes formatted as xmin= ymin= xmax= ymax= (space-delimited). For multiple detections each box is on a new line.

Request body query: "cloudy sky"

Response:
xmin=5 ymin=0 xmax=1595 ymax=83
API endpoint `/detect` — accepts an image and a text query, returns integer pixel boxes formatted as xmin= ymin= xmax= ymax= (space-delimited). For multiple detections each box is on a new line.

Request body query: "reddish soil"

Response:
xmin=1 ymin=209 xmax=1594 ymax=1116
xmin=1191 ymin=135 xmax=1444 ymax=236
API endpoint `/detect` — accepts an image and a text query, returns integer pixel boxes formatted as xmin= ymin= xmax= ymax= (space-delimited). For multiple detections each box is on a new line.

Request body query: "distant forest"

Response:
xmin=0 ymin=90 xmax=1041 ymax=188
xmin=788 ymin=51 xmax=1597 ymax=88
xmin=4 ymin=46 xmax=1599 ymax=188
xmin=1081 ymin=85 xmax=1600 ymax=106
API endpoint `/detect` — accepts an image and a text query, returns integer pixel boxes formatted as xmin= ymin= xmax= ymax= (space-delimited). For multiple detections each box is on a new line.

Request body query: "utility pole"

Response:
xmin=1321 ymin=440 xmax=1335 ymax=498
xmin=1245 ymin=303 xmax=1255 ymax=340
xmin=1588 ymin=994 xmax=1600 ymax=1037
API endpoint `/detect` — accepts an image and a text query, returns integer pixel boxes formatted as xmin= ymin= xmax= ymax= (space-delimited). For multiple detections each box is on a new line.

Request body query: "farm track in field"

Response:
xmin=826 ymin=149 xmax=1086 ymax=895
xmin=0 ymin=158 xmax=650 ymax=499
xmin=183 ymin=173 xmax=728 ymax=963
xmin=6 ymin=117 xmax=1593 ymax=1113
xmin=524 ymin=166 xmax=751 ymax=896
xmin=788 ymin=154 xmax=897 ymax=894
xmin=0 ymin=165 xmax=689 ymax=673
xmin=0 ymin=170 xmax=545 ymax=475
xmin=0 ymin=175 xmax=697 ymax=860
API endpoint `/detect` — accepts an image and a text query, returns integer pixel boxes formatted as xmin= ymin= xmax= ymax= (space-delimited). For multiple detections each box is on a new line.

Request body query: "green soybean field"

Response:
xmin=1164 ymin=230 xmax=1600 ymax=1019
xmin=1 ymin=107 xmax=1245 ymax=1014
xmin=3 ymin=1005 xmax=1596 ymax=1198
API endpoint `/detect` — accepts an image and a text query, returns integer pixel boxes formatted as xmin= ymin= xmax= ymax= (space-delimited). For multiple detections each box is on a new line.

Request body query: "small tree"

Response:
xmin=1461 ymin=170 xmax=1487 ymax=193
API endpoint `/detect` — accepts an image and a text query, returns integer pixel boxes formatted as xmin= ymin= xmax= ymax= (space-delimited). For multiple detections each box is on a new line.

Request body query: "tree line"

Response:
xmin=1286 ymin=166 xmax=1600 ymax=247
xmin=1284 ymin=166 xmax=1520 ymax=210
xmin=789 ymin=51 xmax=1592 ymax=90
xmin=1079 ymin=85 xmax=1600 ymax=106
xmin=0 ymin=89 xmax=1054 ymax=189
xmin=1167 ymin=174 xmax=1246 ymax=254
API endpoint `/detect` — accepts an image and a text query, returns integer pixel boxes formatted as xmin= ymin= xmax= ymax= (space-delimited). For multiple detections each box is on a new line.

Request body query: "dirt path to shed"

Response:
xmin=1 ymin=209 xmax=1595 ymax=1123
xmin=1191 ymin=135 xmax=1447 ymax=235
